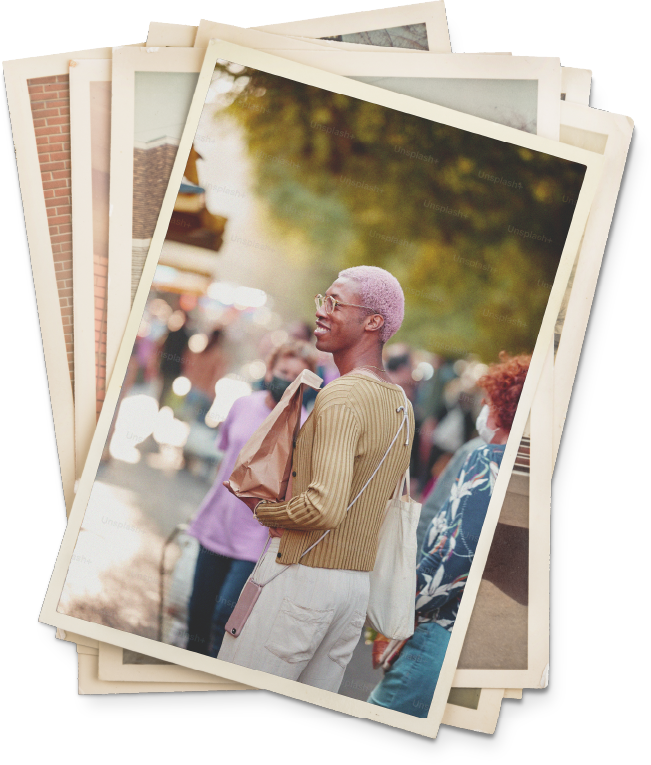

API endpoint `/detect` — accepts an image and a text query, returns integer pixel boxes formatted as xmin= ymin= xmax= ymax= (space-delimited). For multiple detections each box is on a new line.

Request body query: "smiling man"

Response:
xmin=218 ymin=265 xmax=415 ymax=693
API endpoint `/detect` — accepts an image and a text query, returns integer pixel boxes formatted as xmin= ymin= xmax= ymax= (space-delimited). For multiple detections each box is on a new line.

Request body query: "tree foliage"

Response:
xmin=212 ymin=63 xmax=587 ymax=360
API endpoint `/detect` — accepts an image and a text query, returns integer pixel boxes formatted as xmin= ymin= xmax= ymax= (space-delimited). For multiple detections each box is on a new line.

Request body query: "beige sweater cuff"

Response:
xmin=253 ymin=500 xmax=285 ymax=527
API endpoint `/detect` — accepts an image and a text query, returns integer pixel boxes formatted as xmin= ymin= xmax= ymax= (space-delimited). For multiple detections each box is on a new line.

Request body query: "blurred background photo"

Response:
xmin=58 ymin=61 xmax=586 ymax=695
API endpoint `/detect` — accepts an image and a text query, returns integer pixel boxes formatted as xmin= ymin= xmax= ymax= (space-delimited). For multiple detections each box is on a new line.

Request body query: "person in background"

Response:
xmin=367 ymin=352 xmax=530 ymax=717
xmin=415 ymin=356 xmax=457 ymax=491
xmin=385 ymin=344 xmax=420 ymax=482
xmin=182 ymin=328 xmax=230 ymax=424
xmin=384 ymin=344 xmax=417 ymax=403
xmin=287 ymin=320 xmax=324 ymax=410
xmin=287 ymin=320 xmax=313 ymax=343
xmin=185 ymin=340 xmax=318 ymax=657
xmin=157 ymin=310 xmax=189 ymax=408
xmin=420 ymin=375 xmax=478 ymax=500
xmin=414 ymin=435 xmax=483 ymax=553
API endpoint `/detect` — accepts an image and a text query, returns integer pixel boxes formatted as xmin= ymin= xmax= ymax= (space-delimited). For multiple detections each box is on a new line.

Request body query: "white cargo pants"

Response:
xmin=218 ymin=537 xmax=370 ymax=692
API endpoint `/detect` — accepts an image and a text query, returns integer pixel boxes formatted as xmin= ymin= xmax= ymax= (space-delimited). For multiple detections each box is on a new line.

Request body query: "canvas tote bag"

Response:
xmin=366 ymin=466 xmax=421 ymax=640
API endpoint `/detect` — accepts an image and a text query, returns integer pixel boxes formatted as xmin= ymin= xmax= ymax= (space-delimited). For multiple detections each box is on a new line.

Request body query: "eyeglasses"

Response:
xmin=315 ymin=294 xmax=380 ymax=315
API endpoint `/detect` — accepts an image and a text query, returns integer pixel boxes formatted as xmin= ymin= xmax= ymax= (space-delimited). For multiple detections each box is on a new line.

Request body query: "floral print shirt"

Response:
xmin=415 ymin=443 xmax=505 ymax=631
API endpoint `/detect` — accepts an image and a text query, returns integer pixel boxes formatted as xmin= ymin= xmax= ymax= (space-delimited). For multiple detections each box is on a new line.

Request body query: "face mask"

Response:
xmin=266 ymin=375 xmax=292 ymax=404
xmin=476 ymin=404 xmax=497 ymax=443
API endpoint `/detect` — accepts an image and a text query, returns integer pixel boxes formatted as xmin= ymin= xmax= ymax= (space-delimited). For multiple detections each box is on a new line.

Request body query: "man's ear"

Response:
xmin=365 ymin=313 xmax=385 ymax=335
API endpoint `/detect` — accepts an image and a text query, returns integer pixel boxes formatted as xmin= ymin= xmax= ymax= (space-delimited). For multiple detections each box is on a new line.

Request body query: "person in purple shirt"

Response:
xmin=186 ymin=340 xmax=319 ymax=656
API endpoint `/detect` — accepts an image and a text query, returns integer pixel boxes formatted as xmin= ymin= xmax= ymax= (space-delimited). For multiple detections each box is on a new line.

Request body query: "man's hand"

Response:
xmin=268 ymin=527 xmax=284 ymax=539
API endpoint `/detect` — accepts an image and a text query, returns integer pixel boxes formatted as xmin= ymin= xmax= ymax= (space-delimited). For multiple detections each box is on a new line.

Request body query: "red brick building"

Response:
xmin=28 ymin=73 xmax=74 ymax=387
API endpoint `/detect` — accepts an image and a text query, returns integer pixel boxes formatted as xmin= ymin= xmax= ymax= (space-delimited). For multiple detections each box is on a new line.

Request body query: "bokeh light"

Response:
xmin=270 ymin=329 xmax=288 ymax=346
xmin=205 ymin=375 xmax=252 ymax=427
xmin=207 ymin=281 xmax=236 ymax=305
xmin=109 ymin=394 xmax=160 ymax=463
xmin=153 ymin=407 xmax=191 ymax=448
xmin=248 ymin=359 xmax=267 ymax=380
xmin=233 ymin=285 xmax=267 ymax=309
xmin=172 ymin=376 xmax=192 ymax=397
xmin=188 ymin=333 xmax=208 ymax=353
xmin=167 ymin=310 xmax=186 ymax=332
xmin=412 ymin=361 xmax=435 ymax=382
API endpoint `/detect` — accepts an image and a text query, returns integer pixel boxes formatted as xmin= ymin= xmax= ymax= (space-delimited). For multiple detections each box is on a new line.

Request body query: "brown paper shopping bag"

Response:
xmin=224 ymin=368 xmax=322 ymax=501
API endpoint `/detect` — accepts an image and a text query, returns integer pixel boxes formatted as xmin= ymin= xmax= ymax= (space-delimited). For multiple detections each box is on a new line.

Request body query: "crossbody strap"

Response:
xmin=252 ymin=384 xmax=410 ymax=587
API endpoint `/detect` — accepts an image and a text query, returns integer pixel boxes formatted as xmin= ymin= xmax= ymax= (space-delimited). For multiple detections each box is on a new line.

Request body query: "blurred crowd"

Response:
xmin=119 ymin=286 xmax=493 ymax=504
xmin=116 ymin=293 xmax=500 ymax=500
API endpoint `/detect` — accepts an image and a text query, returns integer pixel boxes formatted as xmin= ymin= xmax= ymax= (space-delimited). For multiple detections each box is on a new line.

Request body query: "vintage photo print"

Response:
xmin=106 ymin=46 xmax=205 ymax=386
xmin=40 ymin=41 xmax=601 ymax=737
xmin=552 ymin=103 xmax=633 ymax=463
xmin=4 ymin=46 xmax=113 ymax=513
xmin=69 ymin=58 xmax=112 ymax=476
xmin=251 ymin=1 xmax=451 ymax=52
xmin=146 ymin=2 xmax=452 ymax=52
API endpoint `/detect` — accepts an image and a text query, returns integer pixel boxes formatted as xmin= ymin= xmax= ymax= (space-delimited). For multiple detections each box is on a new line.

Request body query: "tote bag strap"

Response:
xmin=390 ymin=466 xmax=411 ymax=502
xmin=253 ymin=384 xmax=410 ymax=587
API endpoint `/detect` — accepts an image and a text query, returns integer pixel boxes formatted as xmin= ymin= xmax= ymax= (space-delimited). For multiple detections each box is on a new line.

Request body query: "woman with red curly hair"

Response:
xmin=367 ymin=352 xmax=530 ymax=718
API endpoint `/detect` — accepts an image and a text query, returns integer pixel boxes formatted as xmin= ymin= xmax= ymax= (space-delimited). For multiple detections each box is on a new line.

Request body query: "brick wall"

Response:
xmin=133 ymin=140 xmax=179 ymax=232
xmin=131 ymin=243 xmax=150 ymax=305
xmin=28 ymin=74 xmax=74 ymax=388
xmin=90 ymin=80 xmax=111 ymax=420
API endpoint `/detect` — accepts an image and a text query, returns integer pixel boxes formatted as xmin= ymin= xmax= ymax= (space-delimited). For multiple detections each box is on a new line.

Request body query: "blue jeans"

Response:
xmin=186 ymin=544 xmax=256 ymax=657
xmin=366 ymin=622 xmax=451 ymax=718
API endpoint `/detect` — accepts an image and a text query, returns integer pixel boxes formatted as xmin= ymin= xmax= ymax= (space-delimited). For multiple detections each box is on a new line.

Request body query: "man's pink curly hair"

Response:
xmin=338 ymin=265 xmax=404 ymax=343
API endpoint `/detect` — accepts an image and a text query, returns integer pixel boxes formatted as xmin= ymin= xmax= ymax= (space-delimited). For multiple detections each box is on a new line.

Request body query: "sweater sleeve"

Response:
xmin=253 ymin=402 xmax=361 ymax=531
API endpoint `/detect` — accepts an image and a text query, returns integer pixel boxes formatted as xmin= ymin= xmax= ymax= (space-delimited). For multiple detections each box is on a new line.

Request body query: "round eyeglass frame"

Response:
xmin=314 ymin=293 xmax=381 ymax=315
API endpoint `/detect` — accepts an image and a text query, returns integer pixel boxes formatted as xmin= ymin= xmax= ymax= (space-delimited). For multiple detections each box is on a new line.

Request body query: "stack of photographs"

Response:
xmin=3 ymin=1 xmax=633 ymax=738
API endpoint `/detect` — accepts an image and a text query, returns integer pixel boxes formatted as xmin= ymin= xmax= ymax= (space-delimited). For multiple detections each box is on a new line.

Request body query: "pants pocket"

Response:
xmin=328 ymin=610 xmax=366 ymax=669
xmin=265 ymin=597 xmax=334 ymax=664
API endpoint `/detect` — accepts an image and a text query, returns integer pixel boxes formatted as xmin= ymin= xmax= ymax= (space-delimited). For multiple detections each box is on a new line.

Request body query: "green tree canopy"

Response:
xmin=213 ymin=63 xmax=586 ymax=361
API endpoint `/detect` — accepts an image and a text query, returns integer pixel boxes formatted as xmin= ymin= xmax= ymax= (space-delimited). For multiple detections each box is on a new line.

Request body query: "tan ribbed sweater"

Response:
xmin=254 ymin=373 xmax=415 ymax=571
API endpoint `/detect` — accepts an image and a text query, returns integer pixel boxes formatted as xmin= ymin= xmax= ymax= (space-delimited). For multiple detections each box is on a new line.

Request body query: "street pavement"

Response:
xmin=61 ymin=433 xmax=385 ymax=696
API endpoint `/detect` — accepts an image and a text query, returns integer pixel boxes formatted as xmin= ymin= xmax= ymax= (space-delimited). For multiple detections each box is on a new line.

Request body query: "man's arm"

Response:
xmin=253 ymin=402 xmax=360 ymax=532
